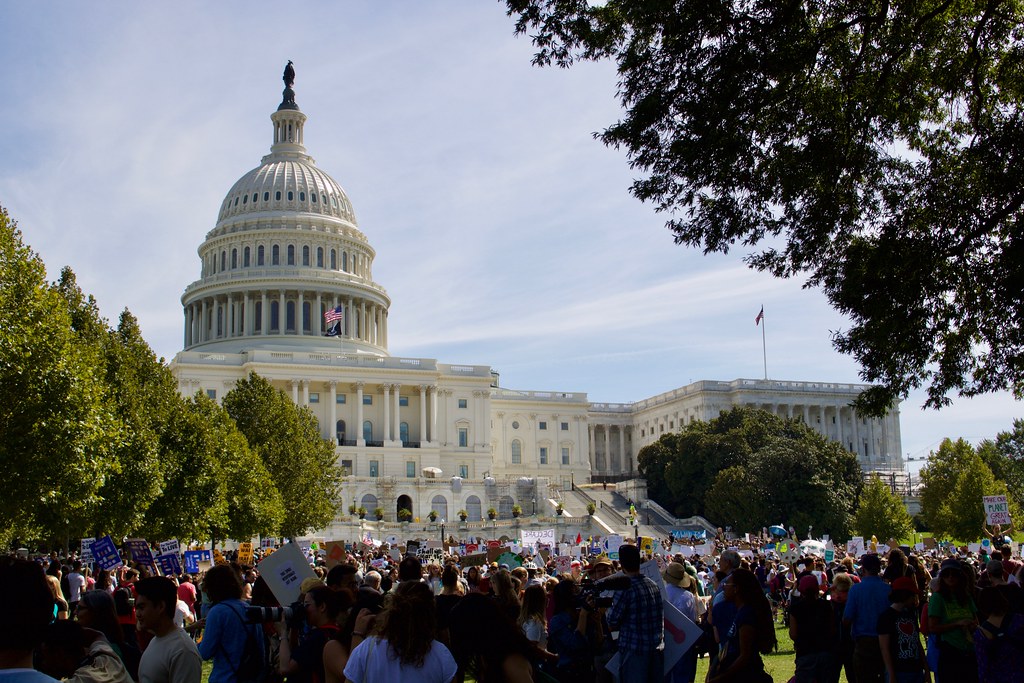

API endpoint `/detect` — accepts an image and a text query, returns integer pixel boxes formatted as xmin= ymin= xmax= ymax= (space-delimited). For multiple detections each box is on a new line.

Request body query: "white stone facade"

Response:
xmin=169 ymin=78 xmax=902 ymax=529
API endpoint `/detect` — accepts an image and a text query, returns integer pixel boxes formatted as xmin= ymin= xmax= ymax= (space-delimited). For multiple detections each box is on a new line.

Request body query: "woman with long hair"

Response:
xmin=46 ymin=575 xmax=69 ymax=621
xmin=709 ymin=568 xmax=775 ymax=683
xmin=788 ymin=574 xmax=835 ymax=683
xmin=77 ymin=589 xmax=142 ymax=680
xmin=435 ymin=564 xmax=464 ymax=649
xmin=928 ymin=562 xmax=979 ymax=683
xmin=883 ymin=548 xmax=912 ymax=583
xmin=518 ymin=585 xmax=548 ymax=651
xmin=490 ymin=570 xmax=522 ymax=623
xmin=197 ymin=563 xmax=266 ymax=683
xmin=342 ymin=580 xmax=457 ymax=683
xmin=449 ymin=592 xmax=536 ymax=683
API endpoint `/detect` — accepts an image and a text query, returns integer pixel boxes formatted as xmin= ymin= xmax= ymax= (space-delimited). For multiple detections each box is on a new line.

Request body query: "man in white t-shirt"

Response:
xmin=66 ymin=560 xmax=87 ymax=618
xmin=134 ymin=577 xmax=201 ymax=683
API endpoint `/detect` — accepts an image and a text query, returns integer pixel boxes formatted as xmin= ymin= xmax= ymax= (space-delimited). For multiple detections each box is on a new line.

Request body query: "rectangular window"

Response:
xmin=459 ymin=465 xmax=469 ymax=478
xmin=458 ymin=398 xmax=468 ymax=409
xmin=336 ymin=394 xmax=346 ymax=404
xmin=458 ymin=428 xmax=468 ymax=448
xmin=341 ymin=459 xmax=353 ymax=474
xmin=363 ymin=395 xmax=373 ymax=405
xmin=399 ymin=396 xmax=409 ymax=407
xmin=539 ymin=421 xmax=547 ymax=430
xmin=539 ymin=447 xmax=548 ymax=464
xmin=308 ymin=392 xmax=319 ymax=404
xmin=561 ymin=447 xmax=570 ymax=465
xmin=561 ymin=422 xmax=569 ymax=431
xmin=407 ymin=461 xmax=416 ymax=478
xmin=206 ymin=389 xmax=217 ymax=400
xmin=512 ymin=450 xmax=521 ymax=464
xmin=369 ymin=460 xmax=379 ymax=477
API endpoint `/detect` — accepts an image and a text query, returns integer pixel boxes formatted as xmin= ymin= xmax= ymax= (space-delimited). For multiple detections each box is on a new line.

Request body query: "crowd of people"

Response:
xmin=2 ymin=529 xmax=1023 ymax=683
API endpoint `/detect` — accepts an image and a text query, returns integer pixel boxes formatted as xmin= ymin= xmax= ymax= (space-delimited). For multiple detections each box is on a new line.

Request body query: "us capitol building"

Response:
xmin=170 ymin=67 xmax=903 ymax=533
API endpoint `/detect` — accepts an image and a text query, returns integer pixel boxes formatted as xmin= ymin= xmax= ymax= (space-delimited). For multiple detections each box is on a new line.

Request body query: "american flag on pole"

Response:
xmin=755 ymin=306 xmax=764 ymax=325
xmin=324 ymin=306 xmax=344 ymax=336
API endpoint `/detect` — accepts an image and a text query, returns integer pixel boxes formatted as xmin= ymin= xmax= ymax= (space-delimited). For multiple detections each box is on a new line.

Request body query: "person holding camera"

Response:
xmin=278 ymin=585 xmax=344 ymax=683
xmin=197 ymin=564 xmax=265 ymax=683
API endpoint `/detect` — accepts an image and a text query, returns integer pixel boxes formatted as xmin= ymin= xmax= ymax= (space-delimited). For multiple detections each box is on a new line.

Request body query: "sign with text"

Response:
xmin=261 ymin=538 xmax=276 ymax=550
xmin=984 ymin=495 xmax=1011 ymax=525
xmin=90 ymin=536 xmax=123 ymax=571
xmin=80 ymin=538 xmax=95 ymax=564
xmin=258 ymin=542 xmax=316 ymax=606
xmin=237 ymin=542 xmax=254 ymax=566
xmin=183 ymin=550 xmax=211 ymax=573
xmin=521 ymin=529 xmax=556 ymax=550
xmin=158 ymin=539 xmax=180 ymax=557
xmin=324 ymin=541 xmax=347 ymax=569
xmin=157 ymin=553 xmax=182 ymax=576
xmin=125 ymin=539 xmax=156 ymax=569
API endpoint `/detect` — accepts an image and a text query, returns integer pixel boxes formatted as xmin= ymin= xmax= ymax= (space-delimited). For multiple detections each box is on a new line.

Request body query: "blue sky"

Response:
xmin=0 ymin=1 xmax=1018 ymax=464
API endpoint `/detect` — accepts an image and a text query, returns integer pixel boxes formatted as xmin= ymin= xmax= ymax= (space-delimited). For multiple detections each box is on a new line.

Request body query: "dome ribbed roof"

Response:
xmin=217 ymin=157 xmax=357 ymax=224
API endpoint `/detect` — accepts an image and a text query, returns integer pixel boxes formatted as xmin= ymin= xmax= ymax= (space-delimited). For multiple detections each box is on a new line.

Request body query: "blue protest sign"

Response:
xmin=157 ymin=554 xmax=182 ymax=576
xmin=183 ymin=550 xmax=211 ymax=573
xmin=89 ymin=536 xmax=123 ymax=571
xmin=125 ymin=539 xmax=156 ymax=569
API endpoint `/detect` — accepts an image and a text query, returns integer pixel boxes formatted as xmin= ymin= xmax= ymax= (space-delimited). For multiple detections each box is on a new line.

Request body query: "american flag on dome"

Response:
xmin=324 ymin=306 xmax=343 ymax=336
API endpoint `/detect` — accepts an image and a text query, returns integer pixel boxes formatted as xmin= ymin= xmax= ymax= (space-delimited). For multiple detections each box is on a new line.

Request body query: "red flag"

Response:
xmin=575 ymin=533 xmax=582 ymax=544
xmin=755 ymin=306 xmax=764 ymax=325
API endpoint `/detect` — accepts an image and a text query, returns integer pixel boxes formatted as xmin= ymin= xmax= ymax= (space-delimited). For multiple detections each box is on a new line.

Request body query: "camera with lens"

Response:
xmin=576 ymin=574 xmax=631 ymax=611
xmin=246 ymin=601 xmax=305 ymax=630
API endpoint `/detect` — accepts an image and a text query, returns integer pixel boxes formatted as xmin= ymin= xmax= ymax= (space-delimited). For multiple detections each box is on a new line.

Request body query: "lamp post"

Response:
xmin=440 ymin=520 xmax=446 ymax=545
xmin=532 ymin=497 xmax=536 ymax=516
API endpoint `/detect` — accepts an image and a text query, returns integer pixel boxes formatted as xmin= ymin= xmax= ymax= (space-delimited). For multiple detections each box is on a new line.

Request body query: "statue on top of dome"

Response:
xmin=279 ymin=61 xmax=299 ymax=111
xmin=283 ymin=60 xmax=295 ymax=88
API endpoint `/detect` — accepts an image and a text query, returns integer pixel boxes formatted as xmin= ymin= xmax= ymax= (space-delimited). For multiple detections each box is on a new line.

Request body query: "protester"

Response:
xmin=605 ymin=544 xmax=663 ymax=683
xmin=974 ymin=586 xmax=1024 ymax=683
xmin=37 ymin=619 xmax=133 ymax=683
xmin=343 ymin=581 xmax=457 ymax=683
xmin=708 ymin=567 xmax=775 ymax=683
xmin=77 ymin=589 xmax=142 ymax=681
xmin=928 ymin=561 xmax=979 ymax=683
xmin=789 ymin=574 xmax=835 ymax=683
xmin=197 ymin=564 xmax=264 ymax=683
xmin=449 ymin=593 xmax=537 ymax=683
xmin=0 ymin=557 xmax=61 ymax=682
xmin=843 ymin=553 xmax=891 ymax=683
xmin=828 ymin=572 xmax=856 ymax=683
xmin=519 ymin=584 xmax=549 ymax=651
xmin=547 ymin=579 xmax=592 ymax=682
xmin=877 ymin=576 xmax=929 ymax=683
xmin=134 ymin=576 xmax=202 ymax=683
xmin=663 ymin=562 xmax=699 ymax=683
xmin=279 ymin=585 xmax=343 ymax=683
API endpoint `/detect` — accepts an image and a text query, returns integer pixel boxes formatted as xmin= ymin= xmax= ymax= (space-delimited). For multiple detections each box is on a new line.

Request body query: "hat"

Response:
xmin=499 ymin=563 xmax=510 ymax=571
xmin=798 ymin=575 xmax=819 ymax=595
xmin=662 ymin=562 xmax=693 ymax=589
xmin=300 ymin=577 xmax=324 ymax=594
xmin=890 ymin=576 xmax=920 ymax=594
xmin=570 ymin=560 xmax=582 ymax=567
xmin=586 ymin=555 xmax=613 ymax=572
xmin=523 ymin=562 xmax=538 ymax=571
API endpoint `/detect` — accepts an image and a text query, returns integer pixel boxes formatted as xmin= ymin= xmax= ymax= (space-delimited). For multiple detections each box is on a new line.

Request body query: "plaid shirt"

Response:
xmin=606 ymin=574 xmax=664 ymax=653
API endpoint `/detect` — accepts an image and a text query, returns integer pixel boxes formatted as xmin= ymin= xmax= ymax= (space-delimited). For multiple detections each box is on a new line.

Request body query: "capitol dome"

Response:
xmin=180 ymin=65 xmax=391 ymax=356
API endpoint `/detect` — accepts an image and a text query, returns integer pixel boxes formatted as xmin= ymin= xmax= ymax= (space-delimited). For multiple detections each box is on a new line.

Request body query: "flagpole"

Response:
xmin=761 ymin=305 xmax=767 ymax=380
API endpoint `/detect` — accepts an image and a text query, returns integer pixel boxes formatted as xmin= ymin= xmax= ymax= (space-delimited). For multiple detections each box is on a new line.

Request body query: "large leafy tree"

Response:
xmin=977 ymin=418 xmax=1024 ymax=513
xmin=640 ymin=406 xmax=861 ymax=537
xmin=223 ymin=373 xmax=342 ymax=538
xmin=855 ymin=474 xmax=914 ymax=542
xmin=919 ymin=437 xmax=1018 ymax=540
xmin=0 ymin=207 xmax=114 ymax=545
xmin=506 ymin=0 xmax=1024 ymax=413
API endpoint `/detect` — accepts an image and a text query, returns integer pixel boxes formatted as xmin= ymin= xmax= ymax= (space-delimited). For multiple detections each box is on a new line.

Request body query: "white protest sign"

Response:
xmin=385 ymin=535 xmax=399 ymax=546
xmin=554 ymin=556 xmax=573 ymax=574
xmin=604 ymin=535 xmax=624 ymax=554
xmin=847 ymin=537 xmax=865 ymax=558
xmin=662 ymin=599 xmax=702 ymax=672
xmin=968 ymin=543 xmax=981 ymax=554
xmin=521 ymin=528 xmax=556 ymax=550
xmin=257 ymin=542 xmax=316 ymax=606
xmin=984 ymin=495 xmax=1011 ymax=525
xmin=158 ymin=539 xmax=180 ymax=557
xmin=641 ymin=559 xmax=668 ymax=601
xmin=80 ymin=538 xmax=95 ymax=563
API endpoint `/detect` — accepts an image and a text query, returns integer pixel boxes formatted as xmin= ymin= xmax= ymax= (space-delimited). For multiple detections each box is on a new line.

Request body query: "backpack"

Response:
xmin=221 ymin=604 xmax=265 ymax=683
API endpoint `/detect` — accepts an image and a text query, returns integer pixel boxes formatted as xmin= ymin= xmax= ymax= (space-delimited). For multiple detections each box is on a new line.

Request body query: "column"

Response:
xmin=836 ymin=403 xmax=845 ymax=445
xmin=618 ymin=426 xmax=626 ymax=473
xmin=851 ymin=407 xmax=860 ymax=457
xmin=315 ymin=292 xmax=322 ymax=335
xmin=243 ymin=292 xmax=251 ymax=336
xmin=261 ymin=291 xmax=268 ymax=335
xmin=297 ymin=291 xmax=305 ymax=336
xmin=200 ymin=299 xmax=208 ymax=342
xmin=382 ymin=384 xmax=391 ymax=442
xmin=184 ymin=306 xmax=191 ymax=347
xmin=346 ymin=297 xmax=354 ymax=338
xmin=786 ymin=404 xmax=793 ymax=419
xmin=355 ymin=382 xmax=365 ymax=446
xmin=279 ymin=291 xmax=286 ymax=333
xmin=589 ymin=424 xmax=596 ymax=471
xmin=382 ymin=310 xmax=388 ymax=347
xmin=419 ymin=385 xmax=427 ymax=445
xmin=393 ymin=384 xmax=402 ymax=444
xmin=803 ymin=404 xmax=809 ymax=425
xmin=360 ymin=302 xmax=367 ymax=341
xmin=329 ymin=381 xmax=338 ymax=444
xmin=301 ymin=379 xmax=309 ymax=406
xmin=291 ymin=380 xmax=298 ymax=404
xmin=430 ymin=386 xmax=438 ymax=444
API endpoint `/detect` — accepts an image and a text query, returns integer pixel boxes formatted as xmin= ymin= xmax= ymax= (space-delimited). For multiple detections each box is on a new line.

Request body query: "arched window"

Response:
xmin=465 ymin=495 xmax=482 ymax=522
xmin=257 ymin=245 xmax=265 ymax=266
xmin=336 ymin=419 xmax=346 ymax=443
xmin=270 ymin=301 xmax=279 ymax=331
xmin=275 ymin=190 xmax=282 ymax=201
xmin=363 ymin=421 xmax=373 ymax=442
xmin=286 ymin=301 xmax=296 ymax=332
xmin=302 ymin=302 xmax=311 ymax=332
xmin=431 ymin=495 xmax=449 ymax=522
xmin=254 ymin=302 xmax=262 ymax=331
xmin=243 ymin=246 xmax=250 ymax=267
xmin=330 ymin=249 xmax=337 ymax=270
xmin=299 ymin=191 xmax=306 ymax=202
xmin=220 ymin=251 xmax=226 ymax=271
xmin=287 ymin=190 xmax=294 ymax=201
xmin=272 ymin=244 xmax=280 ymax=265
xmin=400 ymin=422 xmax=409 ymax=444
xmin=216 ymin=306 xmax=223 ymax=337
xmin=342 ymin=251 xmax=348 ymax=272
xmin=263 ymin=192 xmax=269 ymax=202
xmin=302 ymin=245 xmax=310 ymax=266
xmin=511 ymin=439 xmax=522 ymax=464
xmin=498 ymin=495 xmax=515 ymax=519
xmin=287 ymin=244 xmax=295 ymax=265
xmin=317 ymin=247 xmax=324 ymax=268
xmin=361 ymin=494 xmax=378 ymax=511
xmin=231 ymin=249 xmax=237 ymax=269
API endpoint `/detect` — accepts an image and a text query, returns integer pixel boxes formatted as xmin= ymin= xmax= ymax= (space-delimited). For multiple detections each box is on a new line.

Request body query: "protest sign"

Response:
xmin=604 ymin=535 xmax=624 ymax=554
xmin=323 ymin=541 xmax=347 ymax=569
xmin=461 ymin=552 xmax=488 ymax=567
xmin=183 ymin=550 xmax=211 ymax=573
xmin=158 ymin=539 xmax=180 ymax=557
xmin=261 ymin=538 xmax=275 ymax=550
xmin=553 ymin=556 xmax=573 ymax=575
xmin=157 ymin=553 xmax=182 ymax=576
xmin=125 ymin=539 xmax=156 ymax=570
xmin=80 ymin=538 xmax=95 ymax=564
xmin=213 ymin=549 xmax=228 ymax=566
xmin=258 ymin=542 xmax=316 ymax=606
xmin=237 ymin=542 xmax=254 ymax=565
xmin=90 ymin=536 xmax=123 ymax=571
xmin=984 ymin=495 xmax=1011 ymax=525
xmin=497 ymin=551 xmax=524 ymax=569
xmin=847 ymin=537 xmax=865 ymax=558
xmin=521 ymin=529 xmax=556 ymax=550
xmin=662 ymin=599 xmax=702 ymax=671
xmin=640 ymin=559 xmax=667 ymax=601
xmin=639 ymin=537 xmax=655 ymax=554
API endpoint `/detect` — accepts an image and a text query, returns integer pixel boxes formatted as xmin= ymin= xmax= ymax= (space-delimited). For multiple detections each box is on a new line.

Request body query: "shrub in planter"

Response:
xmin=357 ymin=506 xmax=367 ymax=519
xmin=398 ymin=508 xmax=413 ymax=521
xmin=428 ymin=510 xmax=438 ymax=522
xmin=587 ymin=502 xmax=596 ymax=516
xmin=487 ymin=508 xmax=497 ymax=520
xmin=458 ymin=509 xmax=468 ymax=522
xmin=374 ymin=507 xmax=385 ymax=521
xmin=511 ymin=504 xmax=522 ymax=518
